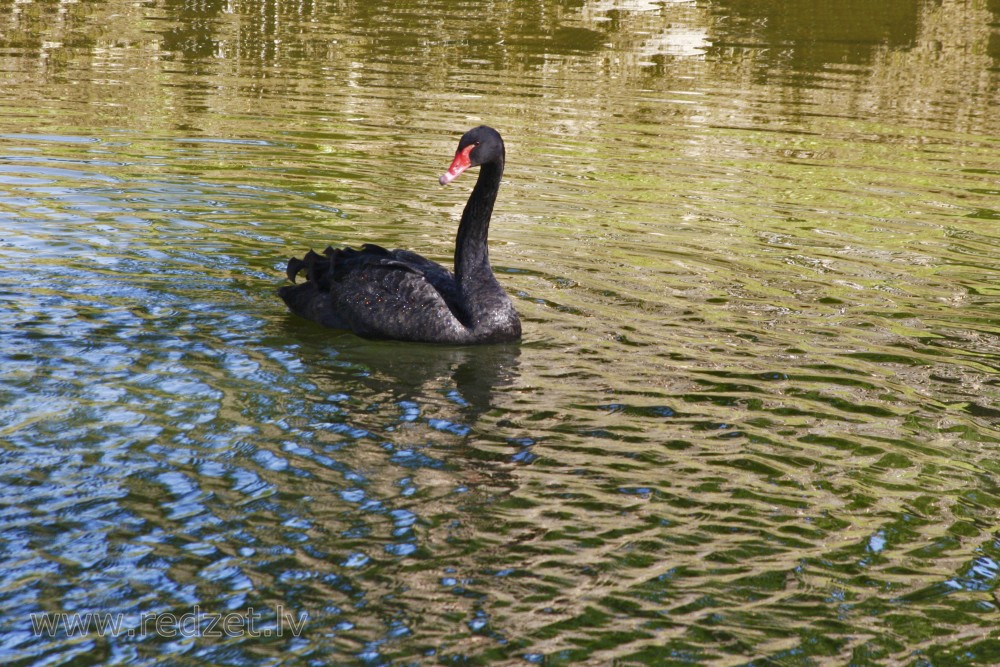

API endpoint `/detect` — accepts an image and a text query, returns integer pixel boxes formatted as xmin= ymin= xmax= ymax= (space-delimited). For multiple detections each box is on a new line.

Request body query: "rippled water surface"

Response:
xmin=3 ymin=1 xmax=1000 ymax=665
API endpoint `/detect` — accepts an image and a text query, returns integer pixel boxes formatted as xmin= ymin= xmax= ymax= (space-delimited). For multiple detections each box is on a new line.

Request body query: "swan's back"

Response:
xmin=279 ymin=244 xmax=477 ymax=343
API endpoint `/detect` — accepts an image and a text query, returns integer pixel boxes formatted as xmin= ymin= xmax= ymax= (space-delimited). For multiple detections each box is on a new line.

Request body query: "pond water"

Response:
xmin=2 ymin=0 xmax=1000 ymax=665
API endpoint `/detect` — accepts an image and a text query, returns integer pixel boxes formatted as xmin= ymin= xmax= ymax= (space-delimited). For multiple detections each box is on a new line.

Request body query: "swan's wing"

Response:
xmin=280 ymin=245 xmax=468 ymax=342
xmin=381 ymin=248 xmax=460 ymax=303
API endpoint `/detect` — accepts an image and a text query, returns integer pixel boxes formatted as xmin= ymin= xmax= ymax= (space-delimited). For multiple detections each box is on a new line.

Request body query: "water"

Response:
xmin=2 ymin=0 xmax=1000 ymax=664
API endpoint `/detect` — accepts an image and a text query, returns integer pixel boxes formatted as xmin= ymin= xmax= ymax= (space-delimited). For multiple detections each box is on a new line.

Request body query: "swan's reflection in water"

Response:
xmin=257 ymin=326 xmax=529 ymax=659
xmin=271 ymin=317 xmax=528 ymax=498
xmin=278 ymin=318 xmax=522 ymax=421
xmin=323 ymin=337 xmax=522 ymax=422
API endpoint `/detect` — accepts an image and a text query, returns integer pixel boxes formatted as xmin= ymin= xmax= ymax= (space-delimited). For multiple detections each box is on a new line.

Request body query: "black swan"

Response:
xmin=279 ymin=125 xmax=521 ymax=344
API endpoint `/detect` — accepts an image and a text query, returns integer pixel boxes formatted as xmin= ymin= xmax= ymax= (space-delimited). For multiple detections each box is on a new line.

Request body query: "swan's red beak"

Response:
xmin=439 ymin=144 xmax=475 ymax=185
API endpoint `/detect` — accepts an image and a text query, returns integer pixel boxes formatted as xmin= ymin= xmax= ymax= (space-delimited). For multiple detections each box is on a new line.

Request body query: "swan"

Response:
xmin=279 ymin=125 xmax=520 ymax=344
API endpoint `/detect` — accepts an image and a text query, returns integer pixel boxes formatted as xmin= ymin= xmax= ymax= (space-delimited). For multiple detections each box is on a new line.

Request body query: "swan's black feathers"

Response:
xmin=285 ymin=256 xmax=305 ymax=283
xmin=279 ymin=243 xmax=472 ymax=342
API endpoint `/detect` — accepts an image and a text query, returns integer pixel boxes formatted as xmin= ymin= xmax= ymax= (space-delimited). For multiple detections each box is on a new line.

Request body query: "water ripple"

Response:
xmin=1 ymin=1 xmax=1000 ymax=664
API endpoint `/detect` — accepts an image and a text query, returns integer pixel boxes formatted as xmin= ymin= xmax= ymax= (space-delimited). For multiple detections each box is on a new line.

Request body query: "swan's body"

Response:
xmin=279 ymin=126 xmax=520 ymax=344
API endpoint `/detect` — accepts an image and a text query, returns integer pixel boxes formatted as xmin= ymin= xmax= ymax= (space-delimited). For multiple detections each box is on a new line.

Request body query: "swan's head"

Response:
xmin=439 ymin=125 xmax=504 ymax=186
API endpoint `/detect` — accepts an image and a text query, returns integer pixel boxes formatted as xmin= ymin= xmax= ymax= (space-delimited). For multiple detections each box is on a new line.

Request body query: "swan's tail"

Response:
xmin=280 ymin=245 xmax=396 ymax=329
xmin=284 ymin=244 xmax=396 ymax=286
xmin=278 ymin=247 xmax=345 ymax=328
xmin=285 ymin=246 xmax=336 ymax=287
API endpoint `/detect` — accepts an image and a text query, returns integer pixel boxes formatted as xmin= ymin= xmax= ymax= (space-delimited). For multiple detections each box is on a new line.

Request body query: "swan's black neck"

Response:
xmin=452 ymin=153 xmax=520 ymax=341
xmin=454 ymin=156 xmax=503 ymax=286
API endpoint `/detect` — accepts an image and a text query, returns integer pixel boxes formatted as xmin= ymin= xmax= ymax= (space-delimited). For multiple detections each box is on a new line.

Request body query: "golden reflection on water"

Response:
xmin=2 ymin=1 xmax=997 ymax=136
